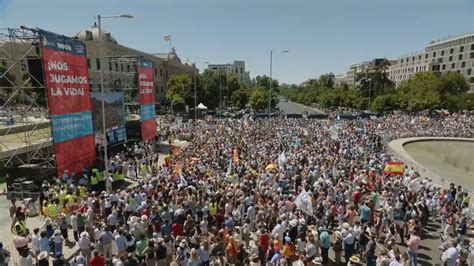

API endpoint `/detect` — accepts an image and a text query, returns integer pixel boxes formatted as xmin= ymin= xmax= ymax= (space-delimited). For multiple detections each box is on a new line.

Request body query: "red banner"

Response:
xmin=39 ymin=29 xmax=96 ymax=175
xmin=54 ymin=135 xmax=95 ymax=175
xmin=138 ymin=58 xmax=156 ymax=140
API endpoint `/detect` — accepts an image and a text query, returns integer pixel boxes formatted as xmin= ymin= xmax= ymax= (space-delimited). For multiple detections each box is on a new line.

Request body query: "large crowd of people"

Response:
xmin=3 ymin=113 xmax=474 ymax=266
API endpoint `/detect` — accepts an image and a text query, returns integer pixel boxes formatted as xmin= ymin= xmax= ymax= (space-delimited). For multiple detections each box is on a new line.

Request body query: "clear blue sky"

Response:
xmin=1 ymin=0 xmax=473 ymax=84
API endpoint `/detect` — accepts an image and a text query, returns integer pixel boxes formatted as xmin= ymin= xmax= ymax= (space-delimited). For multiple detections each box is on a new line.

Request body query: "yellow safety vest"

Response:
xmin=47 ymin=203 xmax=57 ymax=218
xmin=58 ymin=193 xmax=65 ymax=205
xmin=14 ymin=221 xmax=27 ymax=236
xmin=209 ymin=203 xmax=218 ymax=216
xmin=114 ymin=173 xmax=125 ymax=181
xmin=140 ymin=164 xmax=147 ymax=176
xmin=90 ymin=175 xmax=98 ymax=185
xmin=65 ymin=194 xmax=74 ymax=204
xmin=92 ymin=168 xmax=99 ymax=176
xmin=79 ymin=186 xmax=87 ymax=198
xmin=97 ymin=171 xmax=105 ymax=182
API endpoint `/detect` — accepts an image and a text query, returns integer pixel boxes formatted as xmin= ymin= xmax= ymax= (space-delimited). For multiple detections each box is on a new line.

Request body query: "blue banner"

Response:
xmin=51 ymin=111 xmax=93 ymax=143
xmin=140 ymin=104 xmax=156 ymax=121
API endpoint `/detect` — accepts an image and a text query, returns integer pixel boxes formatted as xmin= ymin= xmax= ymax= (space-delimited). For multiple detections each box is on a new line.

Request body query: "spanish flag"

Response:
xmin=383 ymin=161 xmax=404 ymax=175
xmin=233 ymin=146 xmax=239 ymax=165
xmin=174 ymin=161 xmax=181 ymax=178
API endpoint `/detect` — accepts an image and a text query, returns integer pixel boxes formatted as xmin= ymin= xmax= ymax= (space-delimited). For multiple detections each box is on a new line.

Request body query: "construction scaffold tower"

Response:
xmin=0 ymin=27 xmax=54 ymax=169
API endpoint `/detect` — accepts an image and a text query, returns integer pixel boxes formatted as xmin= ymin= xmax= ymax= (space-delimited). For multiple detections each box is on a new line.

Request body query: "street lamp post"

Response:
xmin=268 ymin=50 xmax=289 ymax=117
xmin=194 ymin=66 xmax=197 ymax=120
xmin=190 ymin=61 xmax=207 ymax=121
xmin=98 ymin=14 xmax=133 ymax=174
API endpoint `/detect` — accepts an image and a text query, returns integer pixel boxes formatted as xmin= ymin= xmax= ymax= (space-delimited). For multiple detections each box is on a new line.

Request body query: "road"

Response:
xmin=277 ymin=97 xmax=323 ymax=114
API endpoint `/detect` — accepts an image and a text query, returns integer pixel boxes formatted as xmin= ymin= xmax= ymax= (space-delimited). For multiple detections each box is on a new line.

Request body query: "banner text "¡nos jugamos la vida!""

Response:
xmin=39 ymin=29 xmax=96 ymax=175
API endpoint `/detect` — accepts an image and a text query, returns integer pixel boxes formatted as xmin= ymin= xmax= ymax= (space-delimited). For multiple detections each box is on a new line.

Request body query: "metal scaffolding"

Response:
xmin=0 ymin=27 xmax=54 ymax=168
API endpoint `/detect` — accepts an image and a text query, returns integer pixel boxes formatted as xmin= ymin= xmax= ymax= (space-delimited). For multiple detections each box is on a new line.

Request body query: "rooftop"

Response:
xmin=426 ymin=32 xmax=474 ymax=47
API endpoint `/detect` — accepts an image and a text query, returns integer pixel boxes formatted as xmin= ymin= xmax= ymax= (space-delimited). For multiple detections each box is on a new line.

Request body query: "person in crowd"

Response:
xmin=4 ymin=114 xmax=473 ymax=266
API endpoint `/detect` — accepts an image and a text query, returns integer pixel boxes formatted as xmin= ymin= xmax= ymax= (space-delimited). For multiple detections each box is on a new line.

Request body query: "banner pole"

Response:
xmin=98 ymin=15 xmax=110 ymax=175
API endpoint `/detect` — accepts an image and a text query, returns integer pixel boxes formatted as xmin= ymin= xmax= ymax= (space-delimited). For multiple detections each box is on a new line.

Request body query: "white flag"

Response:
xmin=278 ymin=151 xmax=287 ymax=167
xmin=294 ymin=190 xmax=314 ymax=216
xmin=179 ymin=173 xmax=188 ymax=187
xmin=226 ymin=159 xmax=232 ymax=178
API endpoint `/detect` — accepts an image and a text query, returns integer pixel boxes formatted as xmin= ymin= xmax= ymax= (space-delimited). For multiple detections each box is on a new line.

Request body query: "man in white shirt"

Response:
xmin=343 ymin=228 xmax=355 ymax=263
xmin=441 ymin=240 xmax=460 ymax=266
xmin=272 ymin=220 xmax=286 ymax=244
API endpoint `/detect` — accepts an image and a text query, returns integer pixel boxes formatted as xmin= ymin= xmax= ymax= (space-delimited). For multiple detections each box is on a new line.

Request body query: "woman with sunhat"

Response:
xmin=347 ymin=255 xmax=362 ymax=266
xmin=332 ymin=231 xmax=343 ymax=264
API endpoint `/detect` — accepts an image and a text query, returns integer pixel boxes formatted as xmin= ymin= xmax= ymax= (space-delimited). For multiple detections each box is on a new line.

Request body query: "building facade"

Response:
xmin=75 ymin=25 xmax=198 ymax=105
xmin=207 ymin=60 xmax=251 ymax=86
xmin=344 ymin=58 xmax=393 ymax=86
xmin=0 ymin=25 xmax=198 ymax=107
xmin=388 ymin=33 xmax=474 ymax=90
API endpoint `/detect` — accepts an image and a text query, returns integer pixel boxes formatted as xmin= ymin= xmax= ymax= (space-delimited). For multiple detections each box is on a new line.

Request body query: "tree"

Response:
xmin=255 ymin=75 xmax=279 ymax=92
xmin=370 ymin=94 xmax=398 ymax=112
xmin=230 ymin=87 xmax=249 ymax=109
xmin=439 ymin=71 xmax=469 ymax=95
xmin=355 ymin=59 xmax=395 ymax=98
xmin=249 ymin=86 xmax=267 ymax=111
xmin=318 ymin=73 xmax=335 ymax=89
xmin=397 ymin=72 xmax=442 ymax=112
xmin=166 ymin=74 xmax=193 ymax=106
xmin=226 ymin=74 xmax=242 ymax=98
xmin=170 ymin=96 xmax=186 ymax=112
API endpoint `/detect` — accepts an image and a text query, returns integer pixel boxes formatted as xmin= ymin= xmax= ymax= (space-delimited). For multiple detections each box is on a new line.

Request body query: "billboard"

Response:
xmin=39 ymin=29 xmax=96 ymax=175
xmin=137 ymin=58 xmax=156 ymax=140
xmin=90 ymin=92 xmax=126 ymax=146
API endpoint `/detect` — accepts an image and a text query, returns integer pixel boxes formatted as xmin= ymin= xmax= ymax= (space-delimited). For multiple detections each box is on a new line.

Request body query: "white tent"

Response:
xmin=197 ymin=103 xmax=208 ymax=110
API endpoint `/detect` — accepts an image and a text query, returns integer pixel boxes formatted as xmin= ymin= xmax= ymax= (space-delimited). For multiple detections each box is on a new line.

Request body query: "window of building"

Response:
xmin=240 ymin=67 xmax=243 ymax=74
xmin=87 ymin=58 xmax=91 ymax=69
xmin=460 ymin=46 xmax=464 ymax=52
xmin=425 ymin=54 xmax=428 ymax=59
xmin=96 ymin=58 xmax=101 ymax=70
xmin=467 ymin=69 xmax=472 ymax=75
xmin=442 ymin=64 xmax=446 ymax=70
xmin=127 ymin=65 xmax=130 ymax=72
xmin=115 ymin=63 xmax=119 ymax=71
xmin=235 ymin=68 xmax=238 ymax=73
xmin=401 ymin=59 xmax=404 ymax=63
xmin=154 ymin=68 xmax=157 ymax=76
xmin=441 ymin=50 xmax=445 ymax=56
xmin=471 ymin=52 xmax=474 ymax=59
xmin=418 ymin=55 xmax=421 ymax=60
xmin=451 ymin=63 xmax=455 ymax=69
xmin=471 ymin=77 xmax=474 ymax=83
xmin=471 ymin=44 xmax=474 ymax=50
xmin=412 ymin=56 xmax=415 ymax=61
xmin=121 ymin=64 xmax=124 ymax=72
xmin=161 ymin=86 xmax=164 ymax=93
xmin=438 ymin=58 xmax=443 ymax=63
xmin=156 ymin=85 xmax=159 ymax=93
xmin=449 ymin=56 xmax=453 ymax=62
xmin=165 ymin=69 xmax=168 ymax=77
xmin=109 ymin=62 xmax=112 ymax=71
xmin=459 ymin=54 xmax=463 ymax=60
xmin=433 ymin=52 xmax=436 ymax=57
xmin=450 ymin=48 xmax=454 ymax=54
xmin=461 ymin=62 xmax=466 ymax=68
xmin=406 ymin=57 xmax=409 ymax=62
xmin=160 ymin=69 xmax=163 ymax=77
